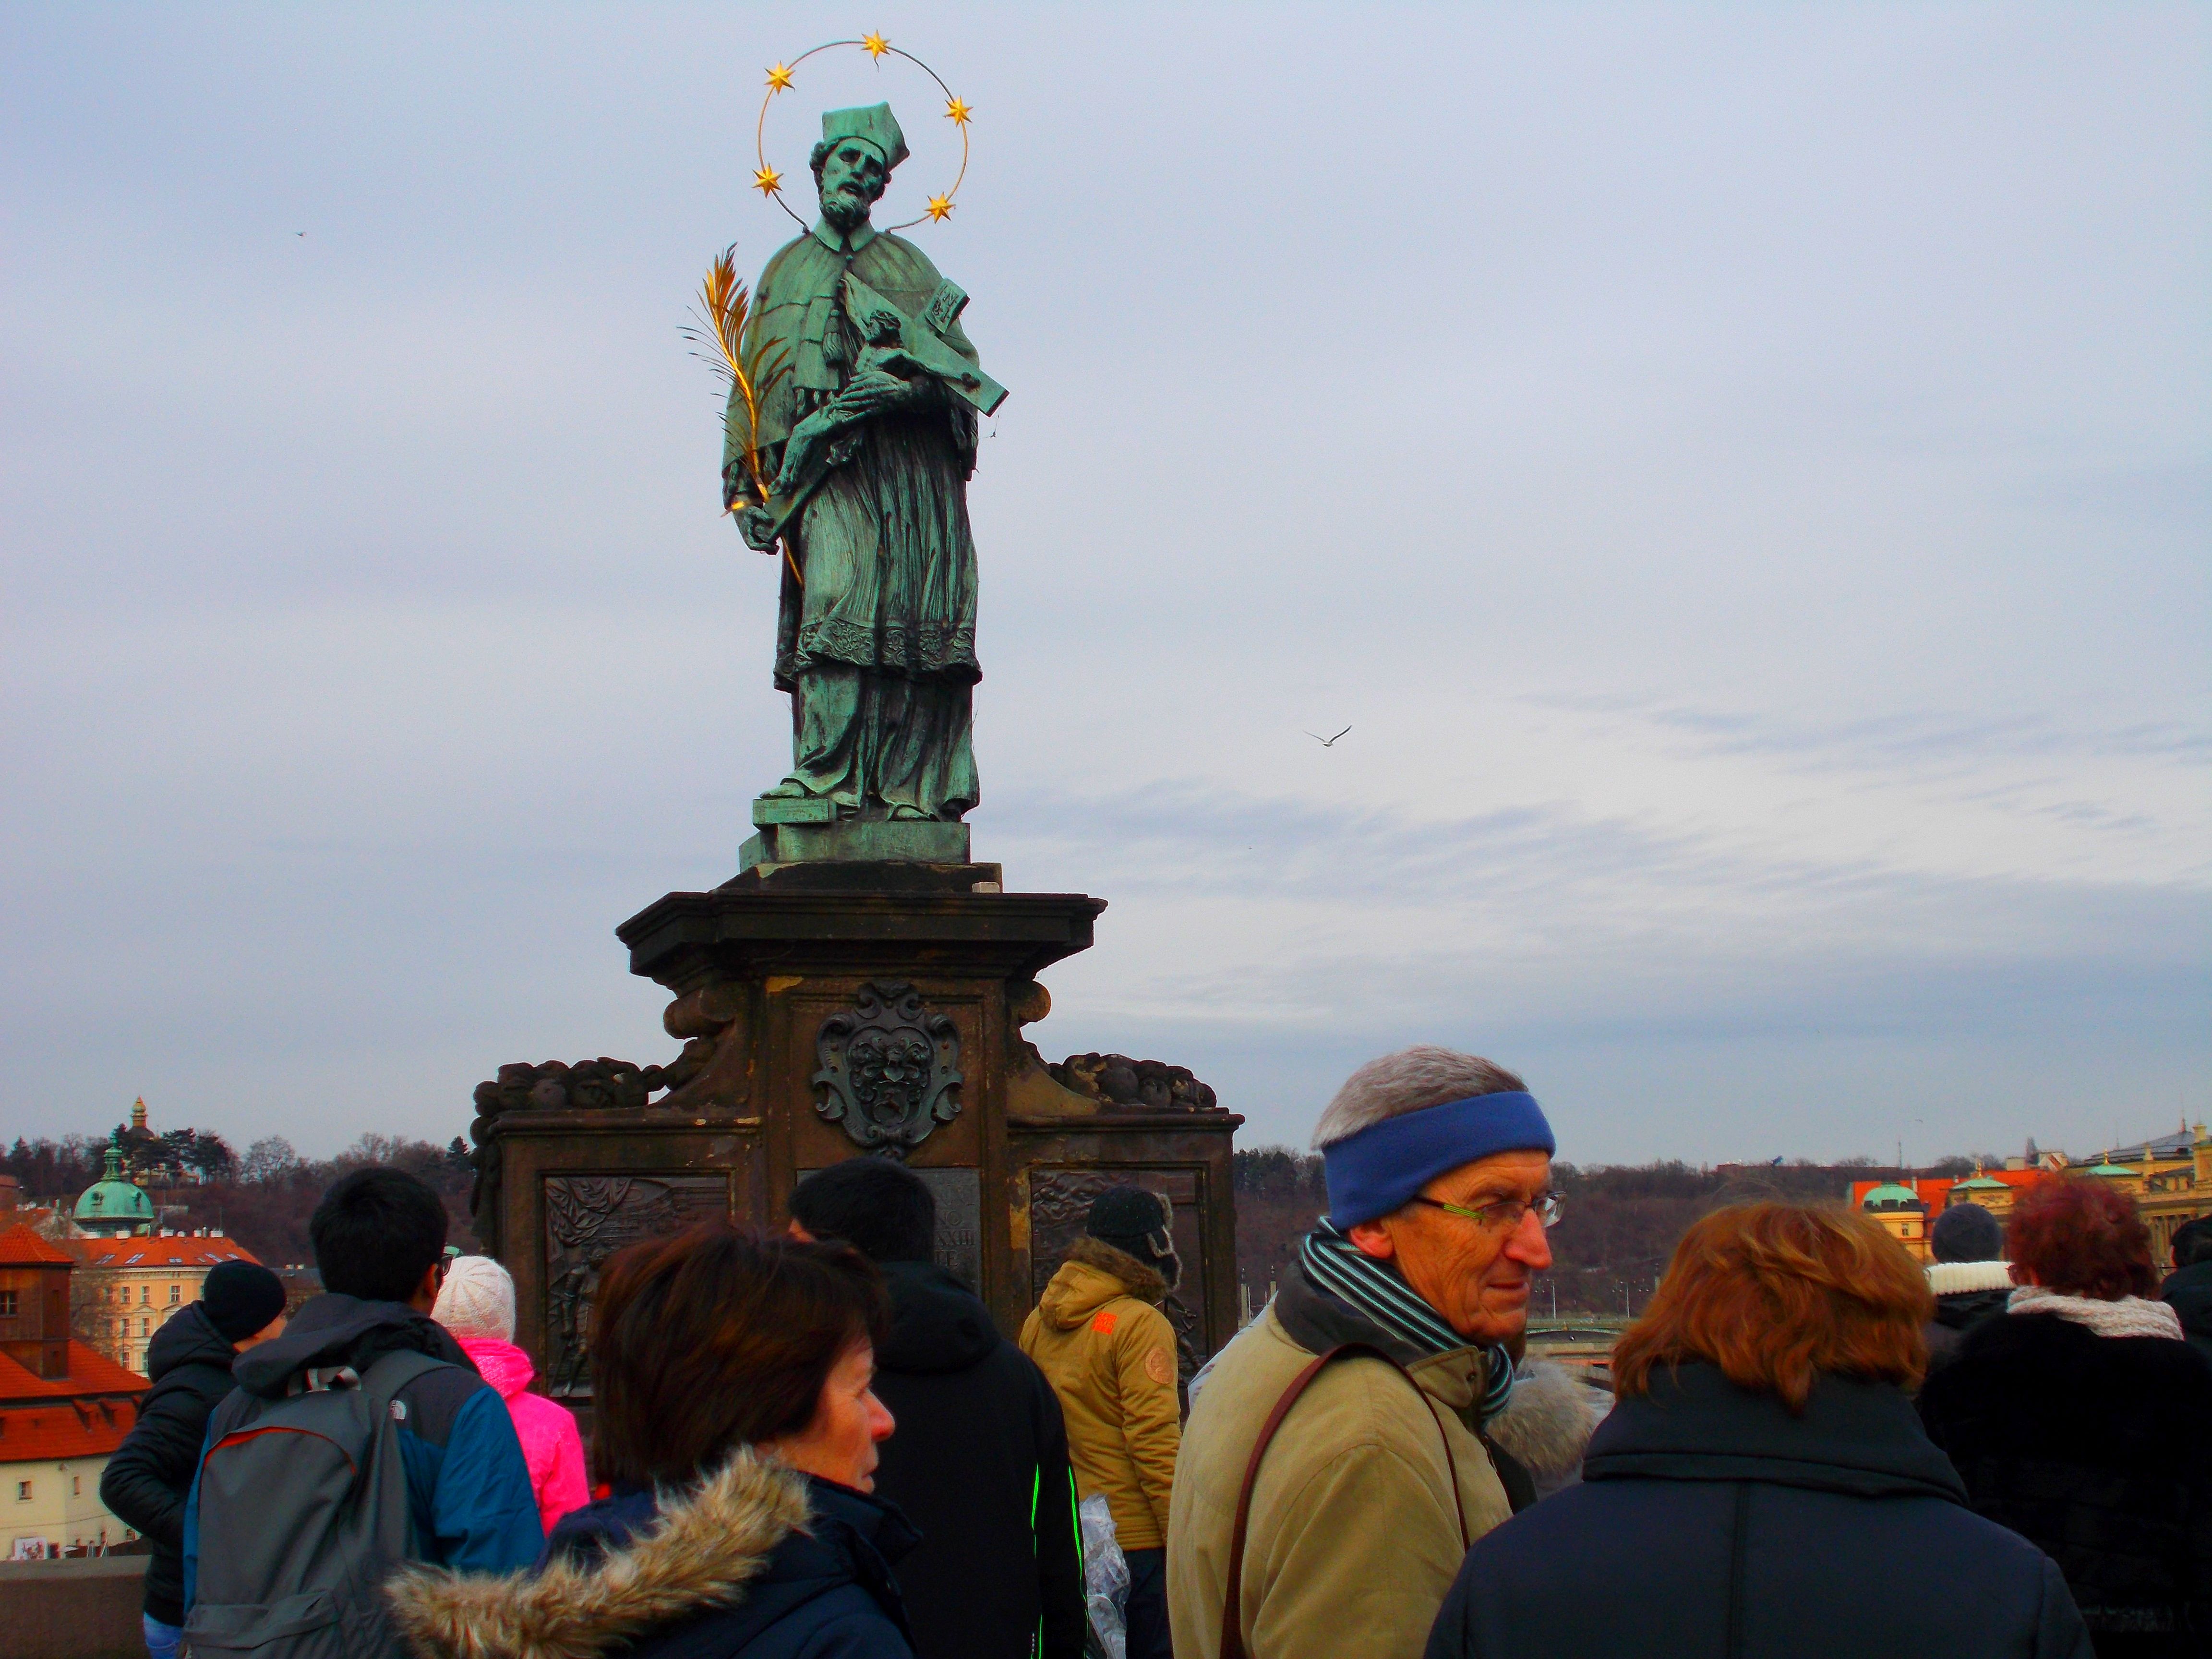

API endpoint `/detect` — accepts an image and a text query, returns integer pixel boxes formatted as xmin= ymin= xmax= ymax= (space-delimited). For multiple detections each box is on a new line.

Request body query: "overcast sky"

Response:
xmin=4 ymin=3 xmax=2205 ymax=1166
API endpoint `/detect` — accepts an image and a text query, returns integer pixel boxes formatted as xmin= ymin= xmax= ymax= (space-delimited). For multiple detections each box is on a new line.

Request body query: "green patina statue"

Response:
xmin=726 ymin=103 xmax=1005 ymax=855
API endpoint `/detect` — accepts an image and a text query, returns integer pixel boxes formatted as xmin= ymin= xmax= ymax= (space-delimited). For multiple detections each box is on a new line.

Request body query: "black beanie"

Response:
xmin=1086 ymin=1186 xmax=1178 ymax=1278
xmin=200 ymin=1260 xmax=288 ymax=1342
xmin=1930 ymin=1202 xmax=2004 ymax=1264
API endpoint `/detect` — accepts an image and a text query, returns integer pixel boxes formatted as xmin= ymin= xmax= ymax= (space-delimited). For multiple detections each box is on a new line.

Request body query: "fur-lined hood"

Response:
xmin=387 ymin=1451 xmax=914 ymax=1659
xmin=1035 ymin=1236 xmax=1169 ymax=1328
xmin=1484 ymin=1359 xmax=1611 ymax=1482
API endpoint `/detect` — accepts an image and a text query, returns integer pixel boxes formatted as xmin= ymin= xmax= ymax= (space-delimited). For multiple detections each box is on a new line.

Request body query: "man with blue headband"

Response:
xmin=1167 ymin=1048 xmax=1565 ymax=1659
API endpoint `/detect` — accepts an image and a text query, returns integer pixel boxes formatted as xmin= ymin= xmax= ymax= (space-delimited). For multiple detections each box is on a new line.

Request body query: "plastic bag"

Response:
xmin=1079 ymin=1493 xmax=1129 ymax=1659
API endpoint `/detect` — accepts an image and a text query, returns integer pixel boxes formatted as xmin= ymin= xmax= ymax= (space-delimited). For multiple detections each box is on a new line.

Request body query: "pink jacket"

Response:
xmin=458 ymin=1336 xmax=589 ymax=1536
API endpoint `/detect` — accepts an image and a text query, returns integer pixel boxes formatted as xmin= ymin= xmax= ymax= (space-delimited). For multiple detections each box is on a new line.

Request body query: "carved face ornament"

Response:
xmin=814 ymin=981 xmax=963 ymax=1153
xmin=848 ymin=1031 xmax=934 ymax=1124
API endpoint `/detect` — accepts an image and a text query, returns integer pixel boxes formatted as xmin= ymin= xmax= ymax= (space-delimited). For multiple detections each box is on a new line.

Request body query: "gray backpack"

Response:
xmin=183 ymin=1350 xmax=447 ymax=1659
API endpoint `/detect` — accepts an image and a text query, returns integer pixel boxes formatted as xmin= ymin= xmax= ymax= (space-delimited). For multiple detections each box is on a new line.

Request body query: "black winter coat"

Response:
xmin=1925 ymin=1286 xmax=2014 ymax=1378
xmin=2159 ymin=1262 xmax=2212 ymax=1366
xmin=1920 ymin=1310 xmax=2212 ymax=1652
xmin=98 ymin=1303 xmax=236 ymax=1624
xmin=870 ymin=1260 xmax=1086 ymax=1659
xmin=1426 ymin=1361 xmax=2091 ymax=1659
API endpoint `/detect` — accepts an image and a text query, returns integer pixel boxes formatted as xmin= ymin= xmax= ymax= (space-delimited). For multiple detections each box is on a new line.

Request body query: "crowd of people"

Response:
xmin=100 ymin=1047 xmax=2212 ymax=1659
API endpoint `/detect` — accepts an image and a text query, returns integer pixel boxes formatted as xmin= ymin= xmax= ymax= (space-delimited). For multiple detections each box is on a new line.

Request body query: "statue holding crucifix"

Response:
xmin=722 ymin=101 xmax=1006 ymax=848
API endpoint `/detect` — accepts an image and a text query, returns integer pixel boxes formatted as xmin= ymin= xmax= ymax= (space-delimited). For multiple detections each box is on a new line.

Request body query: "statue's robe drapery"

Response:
xmin=730 ymin=220 xmax=981 ymax=821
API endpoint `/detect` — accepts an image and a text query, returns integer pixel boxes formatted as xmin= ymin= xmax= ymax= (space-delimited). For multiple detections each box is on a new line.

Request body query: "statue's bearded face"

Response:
xmin=816 ymin=141 xmax=889 ymax=229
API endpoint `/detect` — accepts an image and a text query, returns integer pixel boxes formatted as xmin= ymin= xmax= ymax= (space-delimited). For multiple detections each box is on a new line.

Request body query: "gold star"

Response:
xmin=944 ymin=96 xmax=971 ymax=127
xmin=764 ymin=62 xmax=793 ymax=93
xmin=862 ymin=30 xmax=890 ymax=60
xmin=754 ymin=165 xmax=783 ymax=196
xmin=925 ymin=194 xmax=954 ymax=222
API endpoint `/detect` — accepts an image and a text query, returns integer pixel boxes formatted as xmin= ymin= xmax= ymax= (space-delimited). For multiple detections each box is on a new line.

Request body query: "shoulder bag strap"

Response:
xmin=1218 ymin=1342 xmax=1469 ymax=1659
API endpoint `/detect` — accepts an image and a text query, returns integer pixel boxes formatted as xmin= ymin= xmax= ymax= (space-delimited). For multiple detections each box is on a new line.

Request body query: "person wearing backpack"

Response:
xmin=181 ymin=1167 xmax=542 ymax=1657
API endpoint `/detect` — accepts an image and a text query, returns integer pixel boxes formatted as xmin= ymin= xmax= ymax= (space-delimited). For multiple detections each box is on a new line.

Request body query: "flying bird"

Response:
xmin=1304 ymin=726 xmax=1351 ymax=747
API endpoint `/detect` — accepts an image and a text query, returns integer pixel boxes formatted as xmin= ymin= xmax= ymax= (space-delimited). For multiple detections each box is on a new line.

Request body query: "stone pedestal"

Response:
xmin=471 ymin=861 xmax=1241 ymax=1402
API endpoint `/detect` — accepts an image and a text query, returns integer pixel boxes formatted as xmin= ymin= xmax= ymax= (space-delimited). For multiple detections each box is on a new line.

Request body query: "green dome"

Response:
xmin=74 ymin=1141 xmax=154 ymax=1230
xmin=1951 ymin=1175 xmax=2008 ymax=1191
xmin=2082 ymin=1162 xmax=2138 ymax=1178
xmin=1861 ymin=1181 xmax=1923 ymax=1210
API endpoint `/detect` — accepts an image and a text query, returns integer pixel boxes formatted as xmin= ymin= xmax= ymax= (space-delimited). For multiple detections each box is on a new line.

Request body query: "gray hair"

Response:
xmin=1311 ymin=1046 xmax=1526 ymax=1151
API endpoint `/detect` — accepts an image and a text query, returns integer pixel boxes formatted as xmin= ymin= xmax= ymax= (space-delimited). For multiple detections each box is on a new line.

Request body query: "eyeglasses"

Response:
xmin=1411 ymin=1191 xmax=1565 ymax=1231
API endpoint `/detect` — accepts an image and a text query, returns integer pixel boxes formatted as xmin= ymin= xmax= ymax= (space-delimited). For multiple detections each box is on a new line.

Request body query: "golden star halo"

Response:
xmin=754 ymin=37 xmax=970 ymax=232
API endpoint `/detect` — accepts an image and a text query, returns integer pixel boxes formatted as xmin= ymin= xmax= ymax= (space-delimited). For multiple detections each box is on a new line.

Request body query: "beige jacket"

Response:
xmin=1019 ymin=1237 xmax=1182 ymax=1551
xmin=1166 ymin=1279 xmax=1515 ymax=1659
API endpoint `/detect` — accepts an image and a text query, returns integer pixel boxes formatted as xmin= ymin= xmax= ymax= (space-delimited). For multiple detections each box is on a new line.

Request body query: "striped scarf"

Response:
xmin=1299 ymin=1221 xmax=1517 ymax=1422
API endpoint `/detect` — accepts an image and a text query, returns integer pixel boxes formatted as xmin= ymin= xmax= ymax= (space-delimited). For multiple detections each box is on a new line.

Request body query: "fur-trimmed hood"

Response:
xmin=1483 ymin=1359 xmax=1610 ymax=1483
xmin=1035 ymin=1236 xmax=1169 ymax=1327
xmin=387 ymin=1451 xmax=915 ymax=1659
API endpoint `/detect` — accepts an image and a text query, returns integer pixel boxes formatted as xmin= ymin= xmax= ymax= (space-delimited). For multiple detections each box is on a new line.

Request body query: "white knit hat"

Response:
xmin=433 ymin=1254 xmax=516 ymax=1343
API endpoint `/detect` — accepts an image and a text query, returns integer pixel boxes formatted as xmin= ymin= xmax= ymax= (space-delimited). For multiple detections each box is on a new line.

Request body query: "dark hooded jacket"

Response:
xmin=870 ymin=1259 xmax=1085 ymax=1659
xmin=2160 ymin=1261 xmax=2212 ymax=1366
xmin=388 ymin=1454 xmax=917 ymax=1659
xmin=1922 ymin=1259 xmax=2018 ymax=1379
xmin=98 ymin=1303 xmax=237 ymax=1624
xmin=1919 ymin=1309 xmax=2212 ymax=1651
xmin=180 ymin=1294 xmax=542 ymax=1611
xmin=1426 ymin=1362 xmax=2092 ymax=1659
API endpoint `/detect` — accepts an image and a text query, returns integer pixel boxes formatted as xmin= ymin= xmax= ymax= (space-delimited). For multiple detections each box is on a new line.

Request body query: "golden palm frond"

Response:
xmin=682 ymin=243 xmax=802 ymax=583
xmin=680 ymin=244 xmax=794 ymax=509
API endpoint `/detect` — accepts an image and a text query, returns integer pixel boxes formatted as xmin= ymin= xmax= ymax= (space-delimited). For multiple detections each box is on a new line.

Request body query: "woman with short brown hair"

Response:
xmin=1920 ymin=1179 xmax=2212 ymax=1655
xmin=1426 ymin=1202 xmax=2092 ymax=1659
xmin=390 ymin=1225 xmax=915 ymax=1659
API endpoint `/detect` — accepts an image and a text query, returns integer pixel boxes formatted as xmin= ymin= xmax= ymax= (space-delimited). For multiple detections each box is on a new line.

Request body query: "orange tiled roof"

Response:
xmin=0 ymin=1397 xmax=139 ymax=1461
xmin=68 ymin=1236 xmax=263 ymax=1270
xmin=0 ymin=1224 xmax=78 ymax=1267
xmin=0 ymin=1343 xmax=147 ymax=1403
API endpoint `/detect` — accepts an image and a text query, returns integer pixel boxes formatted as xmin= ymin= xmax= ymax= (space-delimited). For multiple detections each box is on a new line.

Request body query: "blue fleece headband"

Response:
xmin=1322 ymin=1092 xmax=1556 ymax=1228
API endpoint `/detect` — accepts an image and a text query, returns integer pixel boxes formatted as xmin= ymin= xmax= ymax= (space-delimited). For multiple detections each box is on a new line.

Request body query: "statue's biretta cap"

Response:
xmin=821 ymin=103 xmax=908 ymax=172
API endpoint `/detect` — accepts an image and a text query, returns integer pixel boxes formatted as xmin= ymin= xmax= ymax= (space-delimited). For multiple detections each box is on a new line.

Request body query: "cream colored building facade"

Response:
xmin=5 ymin=1451 xmax=127 ymax=1559
xmin=76 ymin=1233 xmax=264 ymax=1374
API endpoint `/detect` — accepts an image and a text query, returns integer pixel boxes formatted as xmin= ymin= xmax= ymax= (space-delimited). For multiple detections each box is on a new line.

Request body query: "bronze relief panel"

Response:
xmin=542 ymin=1174 xmax=727 ymax=1396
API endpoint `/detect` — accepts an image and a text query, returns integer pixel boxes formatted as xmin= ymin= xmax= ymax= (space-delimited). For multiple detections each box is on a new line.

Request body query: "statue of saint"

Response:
xmin=728 ymin=103 xmax=986 ymax=825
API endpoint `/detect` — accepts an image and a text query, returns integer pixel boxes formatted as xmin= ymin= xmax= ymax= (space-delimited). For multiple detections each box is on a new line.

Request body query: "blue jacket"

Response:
xmin=386 ymin=1452 xmax=917 ymax=1659
xmin=182 ymin=1295 xmax=542 ymax=1610
xmin=1426 ymin=1362 xmax=2092 ymax=1659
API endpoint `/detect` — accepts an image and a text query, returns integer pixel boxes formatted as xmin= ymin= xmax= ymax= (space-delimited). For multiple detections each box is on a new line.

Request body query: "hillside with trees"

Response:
xmin=5 ymin=1131 xmax=477 ymax=1268
xmin=1231 ymin=1145 xmax=1988 ymax=1317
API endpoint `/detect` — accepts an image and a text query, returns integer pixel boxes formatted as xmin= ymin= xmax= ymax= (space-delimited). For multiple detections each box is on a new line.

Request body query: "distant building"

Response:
xmin=62 ymin=1135 xmax=264 ymax=1370
xmin=1858 ymin=1180 xmax=1932 ymax=1255
xmin=0 ymin=1224 xmax=146 ymax=1558
xmin=73 ymin=1232 xmax=265 ymax=1373
xmin=1851 ymin=1123 xmax=2212 ymax=1268
xmin=71 ymin=1141 xmax=156 ymax=1240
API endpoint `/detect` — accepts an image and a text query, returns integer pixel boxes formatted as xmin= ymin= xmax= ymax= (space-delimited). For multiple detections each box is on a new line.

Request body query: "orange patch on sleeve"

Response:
xmin=1091 ymin=1310 xmax=1119 ymax=1334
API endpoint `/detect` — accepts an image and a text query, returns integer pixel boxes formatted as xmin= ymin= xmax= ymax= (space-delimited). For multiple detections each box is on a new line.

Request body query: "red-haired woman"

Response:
xmin=1919 ymin=1178 xmax=2212 ymax=1656
xmin=389 ymin=1225 xmax=914 ymax=1659
xmin=1425 ymin=1202 xmax=2092 ymax=1659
